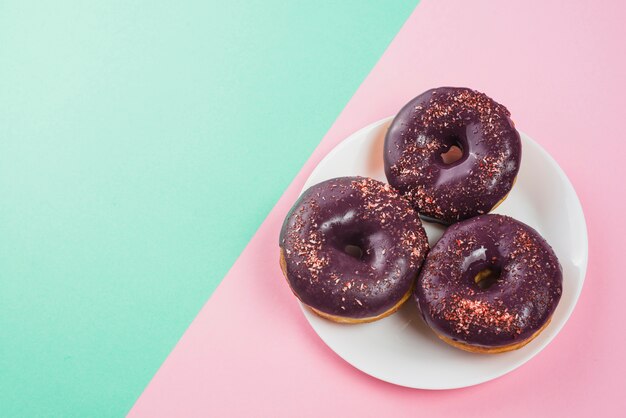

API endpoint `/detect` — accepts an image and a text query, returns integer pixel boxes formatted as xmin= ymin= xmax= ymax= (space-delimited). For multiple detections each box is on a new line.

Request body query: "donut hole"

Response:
xmin=440 ymin=139 xmax=464 ymax=165
xmin=474 ymin=267 xmax=501 ymax=289
xmin=344 ymin=244 xmax=364 ymax=260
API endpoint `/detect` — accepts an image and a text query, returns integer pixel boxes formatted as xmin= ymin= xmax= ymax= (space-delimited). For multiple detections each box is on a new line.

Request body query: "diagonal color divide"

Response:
xmin=0 ymin=2 xmax=416 ymax=416
xmin=131 ymin=0 xmax=626 ymax=416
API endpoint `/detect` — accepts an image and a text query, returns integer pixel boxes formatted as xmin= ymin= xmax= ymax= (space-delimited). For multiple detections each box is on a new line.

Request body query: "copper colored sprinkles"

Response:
xmin=441 ymin=294 xmax=519 ymax=336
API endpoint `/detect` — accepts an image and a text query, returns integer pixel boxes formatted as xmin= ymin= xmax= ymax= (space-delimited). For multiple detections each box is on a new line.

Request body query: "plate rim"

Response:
xmin=298 ymin=116 xmax=588 ymax=390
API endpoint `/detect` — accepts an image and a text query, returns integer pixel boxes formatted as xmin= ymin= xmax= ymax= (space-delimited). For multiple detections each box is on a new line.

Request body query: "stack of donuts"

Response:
xmin=279 ymin=87 xmax=562 ymax=354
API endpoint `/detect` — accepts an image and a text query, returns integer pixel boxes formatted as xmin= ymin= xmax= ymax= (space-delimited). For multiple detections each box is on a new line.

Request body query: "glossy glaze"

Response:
xmin=384 ymin=87 xmax=521 ymax=224
xmin=415 ymin=214 xmax=562 ymax=348
xmin=280 ymin=176 xmax=429 ymax=319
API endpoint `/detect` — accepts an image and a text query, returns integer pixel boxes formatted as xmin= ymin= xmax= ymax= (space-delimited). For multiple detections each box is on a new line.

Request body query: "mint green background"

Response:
xmin=0 ymin=1 xmax=416 ymax=416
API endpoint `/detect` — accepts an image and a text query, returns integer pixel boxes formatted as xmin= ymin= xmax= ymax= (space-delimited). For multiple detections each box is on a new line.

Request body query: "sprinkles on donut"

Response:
xmin=279 ymin=176 xmax=429 ymax=323
xmin=415 ymin=214 xmax=562 ymax=353
xmin=279 ymin=87 xmax=562 ymax=358
xmin=384 ymin=87 xmax=521 ymax=224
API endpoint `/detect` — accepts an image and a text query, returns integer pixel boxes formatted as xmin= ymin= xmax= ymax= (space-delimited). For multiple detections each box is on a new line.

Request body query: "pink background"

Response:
xmin=130 ymin=0 xmax=626 ymax=416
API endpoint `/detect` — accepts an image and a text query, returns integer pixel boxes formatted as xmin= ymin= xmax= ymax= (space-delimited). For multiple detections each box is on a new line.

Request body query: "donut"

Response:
xmin=279 ymin=176 xmax=429 ymax=323
xmin=415 ymin=214 xmax=562 ymax=353
xmin=384 ymin=87 xmax=521 ymax=224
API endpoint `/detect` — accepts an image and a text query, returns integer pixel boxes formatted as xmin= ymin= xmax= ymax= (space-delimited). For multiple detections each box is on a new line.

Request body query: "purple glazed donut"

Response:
xmin=279 ymin=176 xmax=429 ymax=323
xmin=384 ymin=87 xmax=521 ymax=224
xmin=415 ymin=214 xmax=562 ymax=353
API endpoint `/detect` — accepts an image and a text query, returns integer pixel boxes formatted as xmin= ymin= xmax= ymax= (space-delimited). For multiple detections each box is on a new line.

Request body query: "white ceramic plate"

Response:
xmin=300 ymin=117 xmax=588 ymax=389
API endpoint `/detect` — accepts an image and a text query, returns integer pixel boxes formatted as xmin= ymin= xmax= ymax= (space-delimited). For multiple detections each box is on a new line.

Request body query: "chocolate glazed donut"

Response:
xmin=279 ymin=177 xmax=429 ymax=323
xmin=415 ymin=214 xmax=562 ymax=353
xmin=384 ymin=87 xmax=521 ymax=224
